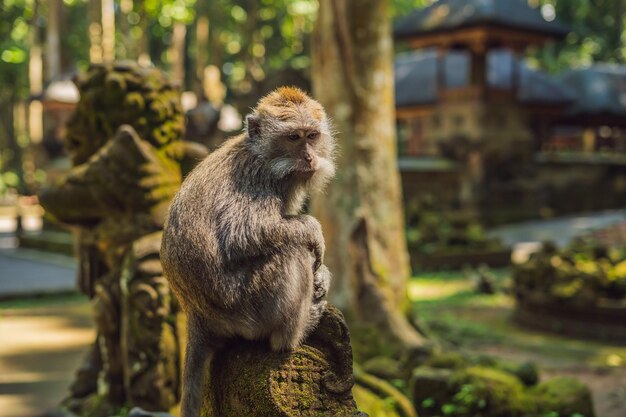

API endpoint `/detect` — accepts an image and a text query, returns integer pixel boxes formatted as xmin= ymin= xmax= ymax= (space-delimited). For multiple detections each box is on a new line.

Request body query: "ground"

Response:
xmin=0 ymin=295 xmax=93 ymax=417
xmin=408 ymin=269 xmax=626 ymax=417
xmin=2 ymin=271 xmax=624 ymax=417
xmin=2 ymin=210 xmax=626 ymax=417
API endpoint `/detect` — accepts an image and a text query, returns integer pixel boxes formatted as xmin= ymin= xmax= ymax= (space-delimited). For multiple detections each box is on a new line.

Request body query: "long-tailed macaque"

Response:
xmin=161 ymin=87 xmax=336 ymax=417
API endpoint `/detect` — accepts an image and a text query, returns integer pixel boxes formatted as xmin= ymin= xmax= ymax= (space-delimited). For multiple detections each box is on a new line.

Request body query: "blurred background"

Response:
xmin=1 ymin=1 xmax=626 ymax=417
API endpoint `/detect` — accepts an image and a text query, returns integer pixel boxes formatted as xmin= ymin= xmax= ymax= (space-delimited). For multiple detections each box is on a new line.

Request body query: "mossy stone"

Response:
xmin=451 ymin=366 xmax=533 ymax=417
xmin=500 ymin=361 xmax=539 ymax=387
xmin=532 ymin=376 xmax=595 ymax=417
xmin=410 ymin=366 xmax=454 ymax=413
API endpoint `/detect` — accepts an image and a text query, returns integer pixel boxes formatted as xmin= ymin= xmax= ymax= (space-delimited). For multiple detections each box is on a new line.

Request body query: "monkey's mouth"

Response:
xmin=294 ymin=163 xmax=319 ymax=176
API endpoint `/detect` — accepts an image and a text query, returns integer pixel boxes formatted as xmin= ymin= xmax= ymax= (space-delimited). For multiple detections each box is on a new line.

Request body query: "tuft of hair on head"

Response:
xmin=257 ymin=86 xmax=310 ymax=110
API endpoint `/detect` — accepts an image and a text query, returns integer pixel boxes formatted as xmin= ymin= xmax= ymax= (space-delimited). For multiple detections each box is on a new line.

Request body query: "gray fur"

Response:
xmin=160 ymin=89 xmax=335 ymax=417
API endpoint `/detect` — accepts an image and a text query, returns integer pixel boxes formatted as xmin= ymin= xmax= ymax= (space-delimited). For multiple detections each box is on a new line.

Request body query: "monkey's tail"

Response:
xmin=180 ymin=318 xmax=225 ymax=417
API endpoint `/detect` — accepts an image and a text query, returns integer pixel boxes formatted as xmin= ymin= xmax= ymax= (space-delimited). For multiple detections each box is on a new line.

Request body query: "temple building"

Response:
xmin=393 ymin=0 xmax=626 ymax=222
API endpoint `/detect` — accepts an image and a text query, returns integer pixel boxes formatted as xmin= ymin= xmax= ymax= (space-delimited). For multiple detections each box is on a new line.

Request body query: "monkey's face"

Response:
xmin=246 ymin=90 xmax=336 ymax=189
xmin=263 ymin=119 xmax=335 ymax=187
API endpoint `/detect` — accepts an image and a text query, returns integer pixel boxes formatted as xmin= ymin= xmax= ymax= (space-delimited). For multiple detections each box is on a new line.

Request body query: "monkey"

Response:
xmin=160 ymin=87 xmax=336 ymax=417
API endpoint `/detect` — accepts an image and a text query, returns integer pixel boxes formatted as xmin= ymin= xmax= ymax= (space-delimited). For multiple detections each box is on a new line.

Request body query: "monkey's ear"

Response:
xmin=246 ymin=114 xmax=262 ymax=140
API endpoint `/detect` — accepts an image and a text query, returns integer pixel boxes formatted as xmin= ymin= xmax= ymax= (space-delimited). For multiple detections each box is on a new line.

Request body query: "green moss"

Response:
xmin=412 ymin=365 xmax=537 ymax=417
xmin=513 ymin=240 xmax=626 ymax=305
xmin=210 ymin=341 xmax=359 ymax=416
xmin=68 ymin=62 xmax=184 ymax=165
xmin=498 ymin=361 xmax=539 ymax=387
xmin=355 ymin=368 xmax=417 ymax=417
xmin=353 ymin=385 xmax=402 ymax=417
xmin=451 ymin=366 xmax=532 ymax=417
xmin=532 ymin=377 xmax=594 ymax=417
xmin=411 ymin=363 xmax=596 ymax=417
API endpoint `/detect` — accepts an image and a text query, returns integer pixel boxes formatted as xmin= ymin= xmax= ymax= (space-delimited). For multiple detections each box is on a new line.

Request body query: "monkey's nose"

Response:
xmin=304 ymin=154 xmax=313 ymax=163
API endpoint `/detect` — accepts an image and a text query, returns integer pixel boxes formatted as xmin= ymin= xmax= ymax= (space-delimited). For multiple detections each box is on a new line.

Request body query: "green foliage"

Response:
xmin=193 ymin=0 xmax=317 ymax=93
xmin=0 ymin=0 xmax=33 ymax=101
xmin=513 ymin=240 xmax=626 ymax=305
xmin=405 ymin=195 xmax=505 ymax=255
xmin=0 ymin=170 xmax=21 ymax=195
xmin=391 ymin=0 xmax=436 ymax=16
xmin=531 ymin=0 xmax=626 ymax=71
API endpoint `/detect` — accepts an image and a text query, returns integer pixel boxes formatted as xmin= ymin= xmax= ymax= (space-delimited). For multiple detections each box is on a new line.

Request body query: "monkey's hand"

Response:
xmin=301 ymin=215 xmax=325 ymax=272
xmin=313 ymin=265 xmax=331 ymax=301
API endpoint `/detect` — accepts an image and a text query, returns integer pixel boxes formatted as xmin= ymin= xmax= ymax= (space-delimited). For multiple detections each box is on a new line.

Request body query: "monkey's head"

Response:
xmin=245 ymin=87 xmax=336 ymax=191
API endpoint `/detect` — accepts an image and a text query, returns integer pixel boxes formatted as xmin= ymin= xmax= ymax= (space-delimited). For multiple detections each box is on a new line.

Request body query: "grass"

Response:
xmin=0 ymin=292 xmax=87 ymax=310
xmin=408 ymin=268 xmax=626 ymax=370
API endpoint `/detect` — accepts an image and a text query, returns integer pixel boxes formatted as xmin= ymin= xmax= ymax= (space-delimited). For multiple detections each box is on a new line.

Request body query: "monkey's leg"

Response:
xmin=268 ymin=261 xmax=314 ymax=352
xmin=180 ymin=316 xmax=211 ymax=417
xmin=269 ymin=295 xmax=312 ymax=351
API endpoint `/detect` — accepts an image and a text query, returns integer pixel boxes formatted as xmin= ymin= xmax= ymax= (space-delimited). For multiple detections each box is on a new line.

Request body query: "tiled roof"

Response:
xmin=394 ymin=49 xmax=576 ymax=108
xmin=560 ymin=65 xmax=626 ymax=118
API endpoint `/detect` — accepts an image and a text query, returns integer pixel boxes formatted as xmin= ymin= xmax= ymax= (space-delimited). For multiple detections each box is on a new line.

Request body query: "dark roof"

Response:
xmin=559 ymin=65 xmax=626 ymax=118
xmin=394 ymin=49 xmax=576 ymax=108
xmin=394 ymin=0 xmax=569 ymax=40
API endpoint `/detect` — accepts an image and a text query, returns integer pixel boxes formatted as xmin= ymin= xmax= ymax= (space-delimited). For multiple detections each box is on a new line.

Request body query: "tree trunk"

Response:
xmin=170 ymin=22 xmax=187 ymax=87
xmin=29 ymin=1 xmax=43 ymax=145
xmin=88 ymin=0 xmax=103 ymax=64
xmin=119 ymin=0 xmax=132 ymax=59
xmin=101 ymin=0 xmax=115 ymax=62
xmin=136 ymin=1 xmax=151 ymax=66
xmin=195 ymin=15 xmax=209 ymax=97
xmin=311 ymin=0 xmax=428 ymax=361
xmin=46 ymin=0 xmax=61 ymax=79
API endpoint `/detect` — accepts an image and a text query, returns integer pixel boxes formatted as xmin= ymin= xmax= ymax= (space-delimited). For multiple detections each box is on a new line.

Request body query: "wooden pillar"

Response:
xmin=436 ymin=47 xmax=446 ymax=96
xmin=469 ymin=45 xmax=487 ymax=99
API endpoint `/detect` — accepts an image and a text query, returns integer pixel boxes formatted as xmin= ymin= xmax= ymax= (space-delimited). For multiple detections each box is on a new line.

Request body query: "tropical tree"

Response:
xmin=532 ymin=0 xmax=625 ymax=71
xmin=311 ymin=0 xmax=429 ymax=361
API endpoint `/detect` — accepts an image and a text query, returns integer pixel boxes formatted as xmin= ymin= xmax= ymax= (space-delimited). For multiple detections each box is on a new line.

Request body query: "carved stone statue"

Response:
xmin=208 ymin=306 xmax=365 ymax=417
xmin=39 ymin=62 xmax=197 ymax=416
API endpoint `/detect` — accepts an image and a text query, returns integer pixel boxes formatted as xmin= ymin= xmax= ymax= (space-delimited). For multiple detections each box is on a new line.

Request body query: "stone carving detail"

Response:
xmin=209 ymin=306 xmax=366 ymax=417
xmin=39 ymin=62 xmax=194 ymax=416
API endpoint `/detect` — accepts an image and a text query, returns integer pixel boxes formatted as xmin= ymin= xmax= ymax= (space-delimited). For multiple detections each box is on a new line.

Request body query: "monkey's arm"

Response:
xmin=260 ymin=214 xmax=325 ymax=271
xmin=217 ymin=199 xmax=325 ymax=270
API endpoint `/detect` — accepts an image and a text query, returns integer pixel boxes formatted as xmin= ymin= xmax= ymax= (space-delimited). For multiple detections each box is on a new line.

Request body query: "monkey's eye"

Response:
xmin=307 ymin=131 xmax=320 ymax=140
xmin=288 ymin=133 xmax=301 ymax=141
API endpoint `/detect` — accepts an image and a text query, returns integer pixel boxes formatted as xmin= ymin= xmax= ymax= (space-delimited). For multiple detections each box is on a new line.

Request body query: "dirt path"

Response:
xmin=0 ymin=298 xmax=93 ymax=417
